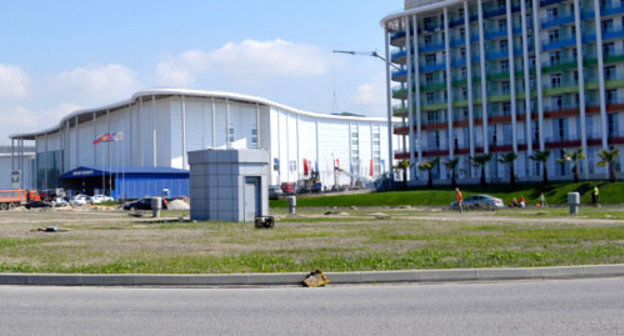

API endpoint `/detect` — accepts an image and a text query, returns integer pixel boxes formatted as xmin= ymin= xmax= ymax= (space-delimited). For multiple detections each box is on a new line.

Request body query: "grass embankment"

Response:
xmin=0 ymin=209 xmax=623 ymax=273
xmin=270 ymin=181 xmax=624 ymax=208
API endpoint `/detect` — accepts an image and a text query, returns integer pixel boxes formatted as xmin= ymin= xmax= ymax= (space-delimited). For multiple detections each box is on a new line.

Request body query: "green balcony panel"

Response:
xmin=420 ymin=83 xmax=446 ymax=91
xmin=606 ymin=79 xmax=624 ymax=89
xmin=586 ymin=82 xmax=599 ymax=90
xmin=543 ymin=85 xmax=579 ymax=96
xmin=392 ymin=88 xmax=408 ymax=99
xmin=393 ymin=106 xmax=409 ymax=117
xmin=605 ymin=54 xmax=624 ymax=64
xmin=488 ymin=94 xmax=511 ymax=103
xmin=542 ymin=62 xmax=576 ymax=74
xmin=421 ymin=102 xmax=447 ymax=111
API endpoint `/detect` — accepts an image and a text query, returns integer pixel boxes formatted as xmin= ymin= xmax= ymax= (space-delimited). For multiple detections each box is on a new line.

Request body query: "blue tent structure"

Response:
xmin=59 ymin=166 xmax=189 ymax=200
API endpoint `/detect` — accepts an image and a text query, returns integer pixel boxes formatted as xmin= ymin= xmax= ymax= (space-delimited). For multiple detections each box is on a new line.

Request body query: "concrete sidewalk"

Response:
xmin=1 ymin=264 xmax=623 ymax=287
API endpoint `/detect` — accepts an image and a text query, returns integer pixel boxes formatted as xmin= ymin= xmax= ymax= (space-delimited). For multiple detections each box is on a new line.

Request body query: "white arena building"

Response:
xmin=8 ymin=89 xmax=398 ymax=197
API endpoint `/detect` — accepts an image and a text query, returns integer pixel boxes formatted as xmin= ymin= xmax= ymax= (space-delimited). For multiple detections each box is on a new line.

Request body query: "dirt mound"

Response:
xmin=168 ymin=199 xmax=190 ymax=210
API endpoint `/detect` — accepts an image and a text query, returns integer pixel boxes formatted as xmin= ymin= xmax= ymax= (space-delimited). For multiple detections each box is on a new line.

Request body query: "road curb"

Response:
xmin=1 ymin=264 xmax=623 ymax=287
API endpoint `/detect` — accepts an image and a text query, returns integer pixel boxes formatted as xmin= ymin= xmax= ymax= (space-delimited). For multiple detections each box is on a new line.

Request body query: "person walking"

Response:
xmin=593 ymin=185 xmax=600 ymax=207
xmin=539 ymin=192 xmax=547 ymax=208
xmin=455 ymin=188 xmax=463 ymax=214
xmin=519 ymin=196 xmax=526 ymax=208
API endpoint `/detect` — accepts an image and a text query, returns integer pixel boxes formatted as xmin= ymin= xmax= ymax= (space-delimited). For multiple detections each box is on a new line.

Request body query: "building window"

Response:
xmin=549 ymin=29 xmax=560 ymax=43
xmin=602 ymin=19 xmax=614 ymax=33
xmin=424 ymin=35 xmax=432 ymax=45
xmin=550 ymin=51 xmax=561 ymax=65
xmin=425 ymin=54 xmax=436 ymax=65
xmin=498 ymin=19 xmax=507 ymax=31
xmin=502 ymin=81 xmax=510 ymax=94
xmin=603 ymin=42 xmax=615 ymax=57
xmin=500 ymin=59 xmax=509 ymax=72
xmin=502 ymin=102 xmax=511 ymax=114
xmin=462 ymin=87 xmax=468 ymax=100
xmin=499 ymin=39 xmax=508 ymax=51
xmin=608 ymin=114 xmax=619 ymax=137
xmin=426 ymin=73 xmax=434 ymax=83
xmin=547 ymin=7 xmax=558 ymax=19
xmin=605 ymin=66 xmax=616 ymax=80
xmin=427 ymin=92 xmax=435 ymax=104
xmin=607 ymin=89 xmax=618 ymax=104
xmin=459 ymin=28 xmax=465 ymax=39
xmin=551 ymin=74 xmax=561 ymax=88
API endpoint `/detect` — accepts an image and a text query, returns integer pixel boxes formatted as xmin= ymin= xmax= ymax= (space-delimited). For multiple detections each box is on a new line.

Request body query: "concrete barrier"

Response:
xmin=0 ymin=265 xmax=622 ymax=287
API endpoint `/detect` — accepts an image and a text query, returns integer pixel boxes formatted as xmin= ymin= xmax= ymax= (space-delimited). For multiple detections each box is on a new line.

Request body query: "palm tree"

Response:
xmin=470 ymin=153 xmax=493 ymax=186
xmin=498 ymin=152 xmax=518 ymax=186
xmin=557 ymin=148 xmax=586 ymax=182
xmin=418 ymin=158 xmax=440 ymax=188
xmin=597 ymin=147 xmax=620 ymax=182
xmin=444 ymin=157 xmax=460 ymax=187
xmin=394 ymin=160 xmax=410 ymax=188
xmin=530 ymin=150 xmax=551 ymax=184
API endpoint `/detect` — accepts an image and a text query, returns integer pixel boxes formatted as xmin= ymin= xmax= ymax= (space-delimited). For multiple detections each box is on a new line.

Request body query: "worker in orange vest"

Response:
xmin=455 ymin=188 xmax=463 ymax=214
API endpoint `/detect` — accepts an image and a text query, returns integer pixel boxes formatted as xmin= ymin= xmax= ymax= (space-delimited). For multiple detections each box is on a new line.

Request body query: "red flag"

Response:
xmin=335 ymin=158 xmax=340 ymax=168
xmin=303 ymin=159 xmax=309 ymax=176
xmin=370 ymin=159 xmax=374 ymax=177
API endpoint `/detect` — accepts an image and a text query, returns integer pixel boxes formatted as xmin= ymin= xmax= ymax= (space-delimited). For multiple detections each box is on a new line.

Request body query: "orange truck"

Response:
xmin=0 ymin=190 xmax=41 ymax=210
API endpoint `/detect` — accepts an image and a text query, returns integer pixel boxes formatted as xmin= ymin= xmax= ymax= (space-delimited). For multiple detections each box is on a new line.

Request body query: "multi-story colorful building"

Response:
xmin=382 ymin=0 xmax=624 ymax=184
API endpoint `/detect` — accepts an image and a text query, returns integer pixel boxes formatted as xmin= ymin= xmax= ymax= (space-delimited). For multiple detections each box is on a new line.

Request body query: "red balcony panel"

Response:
xmin=546 ymin=140 xmax=581 ymax=149
xmin=518 ymin=144 xmax=527 ymax=150
xmin=587 ymin=138 xmax=602 ymax=146
xmin=544 ymin=108 xmax=580 ymax=119
xmin=490 ymin=145 xmax=513 ymax=152
xmin=488 ymin=115 xmax=512 ymax=124
xmin=607 ymin=104 xmax=624 ymax=113
xmin=455 ymin=147 xmax=470 ymax=155
xmin=474 ymin=118 xmax=483 ymax=125
xmin=422 ymin=122 xmax=448 ymax=131
xmin=475 ymin=146 xmax=485 ymax=153
xmin=453 ymin=120 xmax=469 ymax=128
xmin=609 ymin=137 xmax=624 ymax=145
xmin=587 ymin=106 xmax=600 ymax=114
xmin=393 ymin=126 xmax=409 ymax=135
xmin=394 ymin=152 xmax=410 ymax=160
xmin=422 ymin=150 xmax=450 ymax=157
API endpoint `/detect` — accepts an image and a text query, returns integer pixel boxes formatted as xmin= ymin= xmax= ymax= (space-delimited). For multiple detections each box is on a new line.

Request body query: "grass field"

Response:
xmin=270 ymin=181 xmax=624 ymax=208
xmin=0 ymin=208 xmax=623 ymax=274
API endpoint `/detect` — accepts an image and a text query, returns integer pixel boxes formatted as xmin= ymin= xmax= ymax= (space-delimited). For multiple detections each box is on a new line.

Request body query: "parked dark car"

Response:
xmin=123 ymin=198 xmax=168 ymax=211
xmin=25 ymin=201 xmax=52 ymax=209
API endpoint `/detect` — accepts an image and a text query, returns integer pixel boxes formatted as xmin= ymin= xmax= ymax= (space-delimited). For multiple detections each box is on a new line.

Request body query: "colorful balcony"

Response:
xmin=602 ymin=3 xmax=624 ymax=17
xmin=419 ymin=62 xmax=446 ymax=73
xmin=420 ymin=81 xmax=446 ymax=92
xmin=390 ymin=31 xmax=406 ymax=47
xmin=543 ymin=83 xmax=579 ymax=96
xmin=419 ymin=42 xmax=444 ymax=53
xmin=541 ymin=14 xmax=574 ymax=30
xmin=392 ymin=69 xmax=407 ymax=82
xmin=392 ymin=87 xmax=407 ymax=100
xmin=543 ymin=37 xmax=575 ymax=51
xmin=391 ymin=49 xmax=407 ymax=64
xmin=392 ymin=104 xmax=409 ymax=117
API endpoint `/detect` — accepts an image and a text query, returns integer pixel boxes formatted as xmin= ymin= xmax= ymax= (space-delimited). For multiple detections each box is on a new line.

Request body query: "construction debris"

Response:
xmin=302 ymin=269 xmax=330 ymax=287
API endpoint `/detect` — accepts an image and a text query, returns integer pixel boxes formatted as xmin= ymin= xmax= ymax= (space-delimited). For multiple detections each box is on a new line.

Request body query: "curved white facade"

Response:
xmin=10 ymin=89 xmax=399 ymax=190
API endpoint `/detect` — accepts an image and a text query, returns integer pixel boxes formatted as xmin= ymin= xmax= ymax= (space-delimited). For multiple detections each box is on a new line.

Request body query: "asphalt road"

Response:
xmin=1 ymin=278 xmax=623 ymax=336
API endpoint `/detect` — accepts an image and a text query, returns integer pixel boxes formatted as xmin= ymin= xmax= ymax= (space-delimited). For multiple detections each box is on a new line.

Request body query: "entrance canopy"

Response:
xmin=60 ymin=166 xmax=189 ymax=199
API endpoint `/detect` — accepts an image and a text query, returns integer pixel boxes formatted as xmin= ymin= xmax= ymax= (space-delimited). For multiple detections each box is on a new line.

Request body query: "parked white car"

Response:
xmin=69 ymin=195 xmax=88 ymax=206
xmin=53 ymin=197 xmax=68 ymax=207
xmin=88 ymin=196 xmax=102 ymax=205
xmin=91 ymin=194 xmax=114 ymax=203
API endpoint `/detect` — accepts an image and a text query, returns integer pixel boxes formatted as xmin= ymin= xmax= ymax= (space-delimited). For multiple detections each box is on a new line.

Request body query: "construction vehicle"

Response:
xmin=296 ymin=171 xmax=322 ymax=194
xmin=0 ymin=189 xmax=42 ymax=210
xmin=333 ymin=166 xmax=367 ymax=190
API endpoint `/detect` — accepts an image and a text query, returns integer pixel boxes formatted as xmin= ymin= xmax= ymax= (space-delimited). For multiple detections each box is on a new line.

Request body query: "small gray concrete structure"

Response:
xmin=188 ymin=149 xmax=269 ymax=222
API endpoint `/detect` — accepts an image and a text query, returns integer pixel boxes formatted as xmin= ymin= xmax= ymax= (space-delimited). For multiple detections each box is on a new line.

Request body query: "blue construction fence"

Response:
xmin=111 ymin=174 xmax=189 ymax=200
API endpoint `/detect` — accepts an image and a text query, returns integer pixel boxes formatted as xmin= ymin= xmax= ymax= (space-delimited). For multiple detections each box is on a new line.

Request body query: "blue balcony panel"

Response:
xmin=486 ymin=50 xmax=508 ymax=61
xmin=485 ymin=29 xmax=507 ymax=39
xmin=540 ymin=0 xmax=566 ymax=6
xmin=392 ymin=69 xmax=408 ymax=81
xmin=604 ymin=29 xmax=624 ymax=41
xmin=541 ymin=15 xmax=575 ymax=29
xmin=391 ymin=50 xmax=407 ymax=62
xmin=602 ymin=4 xmax=624 ymax=16
xmin=420 ymin=63 xmax=447 ymax=72
xmin=391 ymin=31 xmax=406 ymax=41
xmin=420 ymin=43 xmax=445 ymax=53
xmin=543 ymin=38 xmax=575 ymax=51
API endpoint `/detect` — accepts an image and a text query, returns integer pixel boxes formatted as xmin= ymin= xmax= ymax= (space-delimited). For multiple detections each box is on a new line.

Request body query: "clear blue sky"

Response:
xmin=0 ymin=1 xmax=403 ymax=141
